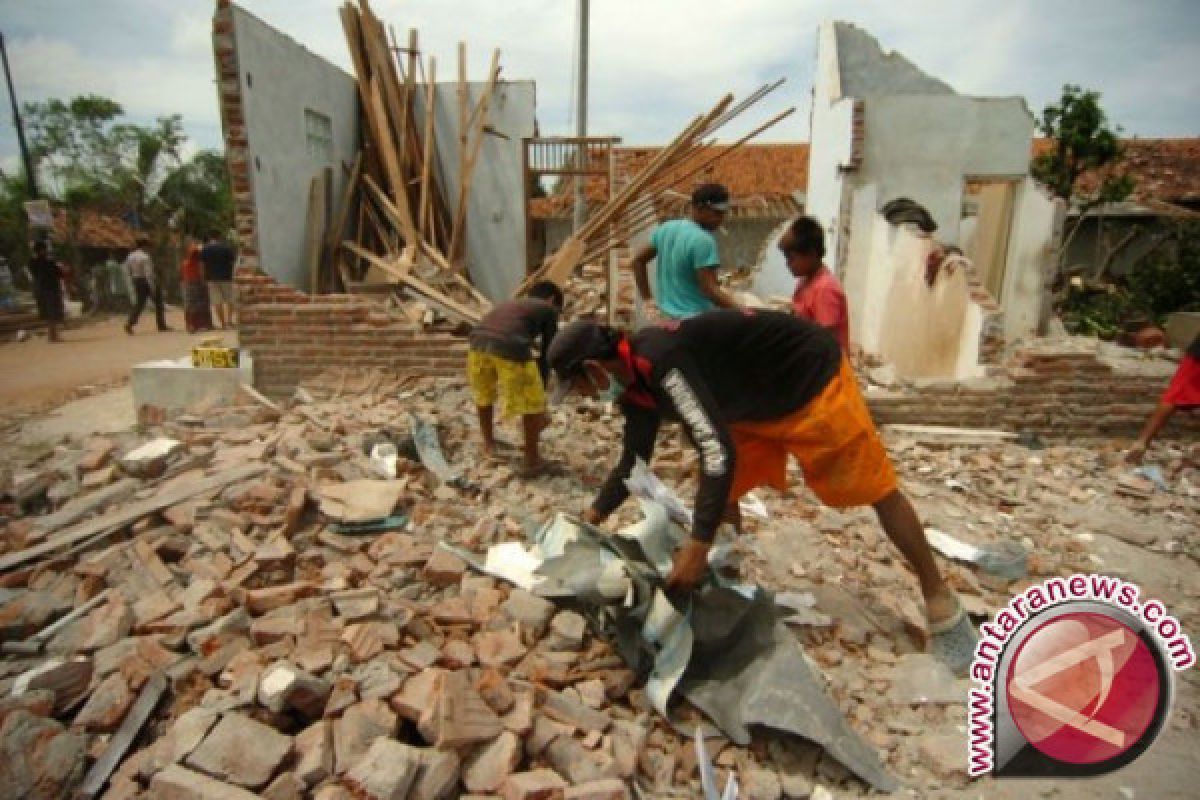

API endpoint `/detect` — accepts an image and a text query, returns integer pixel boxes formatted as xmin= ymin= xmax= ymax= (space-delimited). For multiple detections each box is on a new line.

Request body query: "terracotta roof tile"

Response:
xmin=1031 ymin=137 xmax=1200 ymax=205
xmin=52 ymin=209 xmax=138 ymax=250
xmin=531 ymin=138 xmax=1200 ymax=219
xmin=532 ymin=143 xmax=809 ymax=219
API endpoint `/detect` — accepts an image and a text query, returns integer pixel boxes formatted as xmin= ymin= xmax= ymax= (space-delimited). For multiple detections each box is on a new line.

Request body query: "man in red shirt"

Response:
xmin=780 ymin=216 xmax=849 ymax=352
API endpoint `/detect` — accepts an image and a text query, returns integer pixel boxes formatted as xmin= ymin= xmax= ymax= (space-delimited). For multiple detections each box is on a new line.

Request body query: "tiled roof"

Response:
xmin=52 ymin=209 xmax=138 ymax=250
xmin=1031 ymin=137 xmax=1200 ymax=206
xmin=531 ymin=138 xmax=1200 ymax=219
xmin=532 ymin=143 xmax=809 ymax=220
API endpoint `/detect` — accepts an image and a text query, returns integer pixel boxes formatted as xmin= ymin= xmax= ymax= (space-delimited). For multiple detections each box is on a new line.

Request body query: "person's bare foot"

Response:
xmin=1124 ymin=444 xmax=1146 ymax=465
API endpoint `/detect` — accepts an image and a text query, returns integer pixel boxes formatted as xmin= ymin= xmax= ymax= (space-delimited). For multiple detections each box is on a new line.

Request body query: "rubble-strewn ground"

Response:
xmin=0 ymin=367 xmax=1196 ymax=799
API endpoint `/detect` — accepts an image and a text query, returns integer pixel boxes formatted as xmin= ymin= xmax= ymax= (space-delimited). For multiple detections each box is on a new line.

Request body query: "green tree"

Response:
xmin=1032 ymin=84 xmax=1137 ymax=330
xmin=22 ymin=95 xmax=193 ymax=303
xmin=1031 ymin=84 xmax=1133 ymax=209
xmin=158 ymin=150 xmax=234 ymax=238
xmin=0 ymin=170 xmax=32 ymax=281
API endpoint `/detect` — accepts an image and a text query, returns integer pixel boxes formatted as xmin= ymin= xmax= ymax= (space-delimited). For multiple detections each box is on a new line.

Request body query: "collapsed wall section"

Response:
xmin=867 ymin=343 xmax=1200 ymax=439
xmin=236 ymin=269 xmax=466 ymax=397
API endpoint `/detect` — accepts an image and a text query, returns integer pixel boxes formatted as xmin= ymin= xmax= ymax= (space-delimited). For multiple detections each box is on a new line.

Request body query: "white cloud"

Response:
xmin=0 ymin=0 xmax=1195 ymax=173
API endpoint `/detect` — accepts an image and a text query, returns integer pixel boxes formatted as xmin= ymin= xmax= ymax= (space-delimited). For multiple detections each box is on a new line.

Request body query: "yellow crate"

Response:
xmin=191 ymin=346 xmax=240 ymax=369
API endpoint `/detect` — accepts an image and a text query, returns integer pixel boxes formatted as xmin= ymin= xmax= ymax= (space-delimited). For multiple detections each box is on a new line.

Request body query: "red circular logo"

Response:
xmin=1006 ymin=612 xmax=1161 ymax=765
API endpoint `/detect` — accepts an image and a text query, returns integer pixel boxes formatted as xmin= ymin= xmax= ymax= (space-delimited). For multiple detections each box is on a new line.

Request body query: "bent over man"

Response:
xmin=547 ymin=309 xmax=977 ymax=670
xmin=467 ymin=280 xmax=564 ymax=478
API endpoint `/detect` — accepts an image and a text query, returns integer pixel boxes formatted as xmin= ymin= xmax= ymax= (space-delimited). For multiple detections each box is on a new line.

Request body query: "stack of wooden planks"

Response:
xmin=309 ymin=0 xmax=496 ymax=326
xmin=518 ymin=81 xmax=795 ymax=297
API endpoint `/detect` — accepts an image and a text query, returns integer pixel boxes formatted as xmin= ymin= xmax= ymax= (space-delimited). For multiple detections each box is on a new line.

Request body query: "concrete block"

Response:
xmin=132 ymin=354 xmax=254 ymax=421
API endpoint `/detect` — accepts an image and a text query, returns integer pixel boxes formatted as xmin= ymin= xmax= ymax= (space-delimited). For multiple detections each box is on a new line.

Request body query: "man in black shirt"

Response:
xmin=200 ymin=231 xmax=238 ymax=329
xmin=467 ymin=281 xmax=564 ymax=477
xmin=549 ymin=310 xmax=975 ymax=668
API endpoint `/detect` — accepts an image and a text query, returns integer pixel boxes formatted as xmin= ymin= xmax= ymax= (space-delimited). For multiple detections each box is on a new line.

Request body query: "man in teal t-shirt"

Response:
xmin=630 ymin=183 xmax=740 ymax=319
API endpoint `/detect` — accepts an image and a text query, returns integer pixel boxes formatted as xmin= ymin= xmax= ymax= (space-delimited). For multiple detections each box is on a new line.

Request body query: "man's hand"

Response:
xmin=582 ymin=507 xmax=605 ymax=526
xmin=665 ymin=538 xmax=712 ymax=592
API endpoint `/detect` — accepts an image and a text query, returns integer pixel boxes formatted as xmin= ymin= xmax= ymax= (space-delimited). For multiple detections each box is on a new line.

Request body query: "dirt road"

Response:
xmin=0 ymin=311 xmax=238 ymax=416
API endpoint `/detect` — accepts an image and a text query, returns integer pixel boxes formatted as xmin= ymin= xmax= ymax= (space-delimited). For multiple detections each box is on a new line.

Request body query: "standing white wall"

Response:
xmin=1001 ymin=177 xmax=1063 ymax=345
xmin=231 ymin=6 xmax=359 ymax=290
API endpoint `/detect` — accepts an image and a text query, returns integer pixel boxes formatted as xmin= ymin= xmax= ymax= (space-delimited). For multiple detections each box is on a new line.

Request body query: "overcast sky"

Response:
xmin=1 ymin=0 xmax=1198 ymax=172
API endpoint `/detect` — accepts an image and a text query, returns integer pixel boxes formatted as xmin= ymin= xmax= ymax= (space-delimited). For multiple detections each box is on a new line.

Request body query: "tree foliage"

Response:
xmin=1031 ymin=84 xmax=1133 ymax=210
xmin=158 ymin=150 xmax=234 ymax=238
xmin=1060 ymin=220 xmax=1200 ymax=337
xmin=6 ymin=94 xmax=233 ymax=305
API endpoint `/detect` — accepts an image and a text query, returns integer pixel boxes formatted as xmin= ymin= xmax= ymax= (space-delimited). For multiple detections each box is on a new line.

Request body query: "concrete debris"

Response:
xmin=0 ymin=366 xmax=1194 ymax=799
xmin=344 ymin=737 xmax=421 ymax=800
xmin=186 ymin=712 xmax=293 ymax=789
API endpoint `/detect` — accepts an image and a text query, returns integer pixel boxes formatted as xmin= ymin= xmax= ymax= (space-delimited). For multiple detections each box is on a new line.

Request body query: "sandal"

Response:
xmin=928 ymin=594 xmax=979 ymax=676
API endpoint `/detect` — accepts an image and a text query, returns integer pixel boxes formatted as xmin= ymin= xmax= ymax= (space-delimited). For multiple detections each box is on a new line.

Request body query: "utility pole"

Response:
xmin=572 ymin=0 xmax=588 ymax=233
xmin=0 ymin=31 xmax=39 ymax=199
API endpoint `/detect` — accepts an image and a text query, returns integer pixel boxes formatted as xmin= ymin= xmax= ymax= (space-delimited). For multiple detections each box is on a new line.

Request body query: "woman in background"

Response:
xmin=180 ymin=239 xmax=213 ymax=334
xmin=29 ymin=239 xmax=65 ymax=342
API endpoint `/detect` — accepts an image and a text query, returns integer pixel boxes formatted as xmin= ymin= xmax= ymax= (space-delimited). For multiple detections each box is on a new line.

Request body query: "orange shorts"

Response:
xmin=728 ymin=357 xmax=897 ymax=508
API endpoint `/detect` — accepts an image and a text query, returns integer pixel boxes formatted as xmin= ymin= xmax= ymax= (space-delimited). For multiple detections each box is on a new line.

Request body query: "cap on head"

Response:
xmin=691 ymin=183 xmax=731 ymax=213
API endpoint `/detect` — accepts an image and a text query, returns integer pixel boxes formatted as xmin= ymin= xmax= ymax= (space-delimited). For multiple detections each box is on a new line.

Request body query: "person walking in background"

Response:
xmin=628 ymin=183 xmax=740 ymax=319
xmin=781 ymin=216 xmax=849 ymax=353
xmin=29 ymin=239 xmax=65 ymax=343
xmin=124 ymin=235 xmax=170 ymax=334
xmin=200 ymin=231 xmax=238 ymax=329
xmin=180 ymin=239 xmax=214 ymax=334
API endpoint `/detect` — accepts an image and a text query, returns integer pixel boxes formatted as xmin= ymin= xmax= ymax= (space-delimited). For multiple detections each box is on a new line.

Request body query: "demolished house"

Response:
xmin=1 ymin=5 xmax=1199 ymax=800
xmin=792 ymin=20 xmax=1063 ymax=380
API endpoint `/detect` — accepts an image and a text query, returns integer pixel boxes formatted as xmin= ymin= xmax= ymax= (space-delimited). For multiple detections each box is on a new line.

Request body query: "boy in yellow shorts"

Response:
xmin=547 ymin=310 xmax=979 ymax=672
xmin=467 ymin=281 xmax=564 ymax=477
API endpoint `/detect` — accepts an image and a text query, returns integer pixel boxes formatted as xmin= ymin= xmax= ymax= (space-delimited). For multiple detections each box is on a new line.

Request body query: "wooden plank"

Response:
xmin=418 ymin=56 xmax=437 ymax=241
xmin=367 ymin=77 xmax=419 ymax=243
xmin=343 ymin=242 xmax=482 ymax=325
xmin=29 ymin=589 xmax=111 ymax=645
xmin=304 ymin=172 xmax=327 ymax=294
xmin=402 ymin=27 xmax=418 ymax=160
xmin=449 ymin=48 xmax=500 ymax=269
xmin=420 ymin=242 xmax=492 ymax=311
xmin=31 ymin=478 xmax=139 ymax=537
xmin=77 ymin=672 xmax=168 ymax=799
xmin=325 ymin=151 xmax=363 ymax=279
xmin=0 ymin=463 xmax=268 ymax=573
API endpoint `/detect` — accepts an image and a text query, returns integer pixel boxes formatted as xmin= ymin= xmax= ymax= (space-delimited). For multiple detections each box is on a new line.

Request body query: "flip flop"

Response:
xmin=929 ymin=594 xmax=979 ymax=676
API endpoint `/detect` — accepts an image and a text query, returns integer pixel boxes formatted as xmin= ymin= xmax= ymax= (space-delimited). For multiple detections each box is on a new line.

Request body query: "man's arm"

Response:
xmin=657 ymin=360 xmax=735 ymax=543
xmin=629 ymin=244 xmax=657 ymax=304
xmin=588 ymin=406 xmax=659 ymax=523
xmin=696 ymin=268 xmax=740 ymax=309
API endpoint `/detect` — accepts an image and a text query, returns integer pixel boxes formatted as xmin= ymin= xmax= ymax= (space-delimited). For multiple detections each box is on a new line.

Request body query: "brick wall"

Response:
xmin=237 ymin=270 xmax=467 ymax=397
xmin=867 ymin=344 xmax=1200 ymax=440
xmin=213 ymin=1 xmax=260 ymax=271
